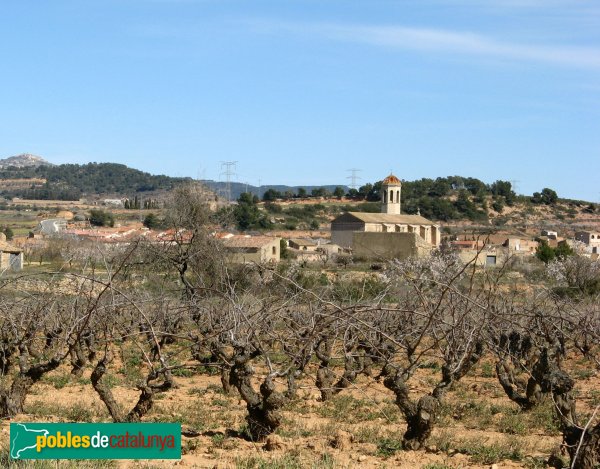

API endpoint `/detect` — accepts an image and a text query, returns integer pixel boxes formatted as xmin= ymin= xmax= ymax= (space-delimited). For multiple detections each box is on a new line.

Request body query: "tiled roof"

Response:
xmin=336 ymin=212 xmax=436 ymax=226
xmin=382 ymin=174 xmax=401 ymax=185
xmin=0 ymin=240 xmax=22 ymax=253
xmin=222 ymin=236 xmax=278 ymax=248
xmin=289 ymin=238 xmax=317 ymax=246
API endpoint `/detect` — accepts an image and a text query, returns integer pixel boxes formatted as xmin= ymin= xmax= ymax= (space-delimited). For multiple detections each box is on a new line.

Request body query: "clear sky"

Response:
xmin=1 ymin=0 xmax=598 ymax=201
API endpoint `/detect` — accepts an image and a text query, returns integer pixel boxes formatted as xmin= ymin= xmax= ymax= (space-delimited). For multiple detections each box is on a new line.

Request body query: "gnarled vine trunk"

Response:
xmin=383 ymin=370 xmax=439 ymax=450
xmin=228 ymin=351 xmax=290 ymax=441
xmin=533 ymin=348 xmax=599 ymax=469
xmin=91 ymin=352 xmax=172 ymax=422
xmin=0 ymin=358 xmax=62 ymax=418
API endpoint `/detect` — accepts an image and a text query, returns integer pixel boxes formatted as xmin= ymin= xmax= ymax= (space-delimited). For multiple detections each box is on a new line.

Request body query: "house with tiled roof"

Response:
xmin=222 ymin=235 xmax=280 ymax=264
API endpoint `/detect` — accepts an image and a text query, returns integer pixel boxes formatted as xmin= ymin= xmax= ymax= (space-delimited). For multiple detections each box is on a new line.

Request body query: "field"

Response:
xmin=1 ymin=342 xmax=598 ymax=469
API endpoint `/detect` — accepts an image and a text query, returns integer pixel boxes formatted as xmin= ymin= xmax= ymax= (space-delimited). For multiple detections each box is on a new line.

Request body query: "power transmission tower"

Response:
xmin=347 ymin=168 xmax=362 ymax=189
xmin=219 ymin=161 xmax=237 ymax=203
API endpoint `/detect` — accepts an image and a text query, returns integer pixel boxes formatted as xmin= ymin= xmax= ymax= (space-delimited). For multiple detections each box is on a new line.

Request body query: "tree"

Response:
xmin=358 ymin=183 xmax=372 ymax=200
xmin=297 ymin=187 xmax=307 ymax=198
xmin=234 ymin=192 xmax=271 ymax=231
xmin=89 ymin=209 xmax=115 ymax=227
xmin=454 ymin=190 xmax=474 ymax=214
xmin=490 ymin=180 xmax=513 ymax=198
xmin=333 ymin=186 xmax=345 ymax=199
xmin=143 ymin=213 xmax=161 ymax=229
xmin=491 ymin=198 xmax=504 ymax=213
xmin=547 ymin=255 xmax=600 ymax=296
xmin=262 ymin=189 xmax=281 ymax=202
xmin=366 ymin=181 xmax=382 ymax=202
xmin=429 ymin=178 xmax=451 ymax=197
xmin=541 ymin=187 xmax=558 ymax=205
xmin=536 ymin=240 xmax=556 ymax=264
xmin=532 ymin=188 xmax=558 ymax=205
xmin=151 ymin=183 xmax=229 ymax=299
xmin=1 ymin=226 xmax=13 ymax=240
xmin=311 ymin=187 xmax=327 ymax=198
xmin=554 ymin=241 xmax=574 ymax=259
xmin=347 ymin=188 xmax=359 ymax=198
xmin=463 ymin=177 xmax=487 ymax=196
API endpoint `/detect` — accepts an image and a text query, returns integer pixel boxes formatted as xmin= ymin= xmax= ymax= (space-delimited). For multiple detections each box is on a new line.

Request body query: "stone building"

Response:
xmin=0 ymin=233 xmax=23 ymax=271
xmin=575 ymin=230 xmax=600 ymax=254
xmin=288 ymin=238 xmax=318 ymax=251
xmin=331 ymin=174 xmax=441 ymax=260
xmin=503 ymin=236 xmax=538 ymax=255
xmin=222 ymin=236 xmax=280 ymax=264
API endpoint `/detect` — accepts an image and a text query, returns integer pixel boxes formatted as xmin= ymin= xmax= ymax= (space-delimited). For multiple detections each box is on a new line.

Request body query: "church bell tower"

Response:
xmin=381 ymin=174 xmax=401 ymax=215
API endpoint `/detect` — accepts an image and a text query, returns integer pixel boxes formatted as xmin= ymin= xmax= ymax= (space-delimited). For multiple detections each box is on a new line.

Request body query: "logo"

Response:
xmin=10 ymin=423 xmax=181 ymax=460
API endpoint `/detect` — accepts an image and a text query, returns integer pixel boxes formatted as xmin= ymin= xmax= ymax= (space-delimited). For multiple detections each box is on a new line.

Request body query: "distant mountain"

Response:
xmin=0 ymin=153 xmax=53 ymax=169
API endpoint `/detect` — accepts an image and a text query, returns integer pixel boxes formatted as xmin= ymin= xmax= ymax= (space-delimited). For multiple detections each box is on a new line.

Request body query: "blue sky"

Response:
xmin=1 ymin=0 xmax=598 ymax=200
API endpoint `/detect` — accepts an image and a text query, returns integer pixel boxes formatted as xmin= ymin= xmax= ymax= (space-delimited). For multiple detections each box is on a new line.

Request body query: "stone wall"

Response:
xmin=352 ymin=232 xmax=432 ymax=260
xmin=331 ymin=222 xmax=364 ymax=248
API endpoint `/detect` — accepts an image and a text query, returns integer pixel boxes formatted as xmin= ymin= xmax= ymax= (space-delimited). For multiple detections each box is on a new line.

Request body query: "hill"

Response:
xmin=0 ymin=160 xmax=194 ymax=200
xmin=0 ymin=153 xmax=53 ymax=169
xmin=0 ymin=155 xmax=350 ymax=201
xmin=229 ymin=176 xmax=599 ymax=233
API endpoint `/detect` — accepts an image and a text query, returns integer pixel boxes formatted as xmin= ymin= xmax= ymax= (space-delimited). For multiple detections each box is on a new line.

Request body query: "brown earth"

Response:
xmin=1 ymin=351 xmax=598 ymax=469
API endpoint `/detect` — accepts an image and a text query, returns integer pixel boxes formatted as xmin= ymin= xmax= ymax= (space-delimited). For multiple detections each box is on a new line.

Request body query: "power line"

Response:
xmin=219 ymin=161 xmax=237 ymax=203
xmin=346 ymin=168 xmax=362 ymax=189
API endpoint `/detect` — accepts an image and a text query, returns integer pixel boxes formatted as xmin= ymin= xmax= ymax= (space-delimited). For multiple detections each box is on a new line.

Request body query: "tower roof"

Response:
xmin=382 ymin=174 xmax=401 ymax=185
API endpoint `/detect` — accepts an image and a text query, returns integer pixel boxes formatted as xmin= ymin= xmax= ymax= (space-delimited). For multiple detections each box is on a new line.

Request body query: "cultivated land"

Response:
xmin=1 ymin=336 xmax=598 ymax=468
xmin=1 ymin=186 xmax=599 ymax=469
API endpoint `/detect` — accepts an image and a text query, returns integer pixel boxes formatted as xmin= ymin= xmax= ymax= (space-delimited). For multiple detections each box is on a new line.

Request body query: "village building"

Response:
xmin=103 ymin=198 xmax=125 ymax=207
xmin=222 ymin=236 xmax=280 ymax=264
xmin=535 ymin=235 xmax=559 ymax=248
xmin=575 ymin=230 xmax=600 ymax=254
xmin=457 ymin=247 xmax=506 ymax=267
xmin=449 ymin=239 xmax=485 ymax=251
xmin=288 ymin=238 xmax=318 ymax=251
xmin=331 ymin=174 xmax=441 ymax=260
xmin=0 ymin=233 xmax=23 ymax=271
xmin=503 ymin=236 xmax=538 ymax=255
xmin=541 ymin=229 xmax=558 ymax=240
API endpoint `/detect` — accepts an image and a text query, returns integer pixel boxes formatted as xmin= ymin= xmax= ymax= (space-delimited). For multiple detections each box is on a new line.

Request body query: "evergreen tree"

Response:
xmin=143 ymin=213 xmax=161 ymax=229
xmin=234 ymin=193 xmax=271 ymax=230
xmin=536 ymin=240 xmax=556 ymax=264
xmin=89 ymin=209 xmax=115 ymax=227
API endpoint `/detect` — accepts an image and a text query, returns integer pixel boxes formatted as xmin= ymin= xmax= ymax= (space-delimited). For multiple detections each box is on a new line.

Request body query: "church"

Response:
xmin=331 ymin=174 xmax=441 ymax=260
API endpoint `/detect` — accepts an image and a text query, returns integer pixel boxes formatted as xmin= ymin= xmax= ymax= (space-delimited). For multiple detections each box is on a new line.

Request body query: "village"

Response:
xmin=2 ymin=172 xmax=599 ymax=274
